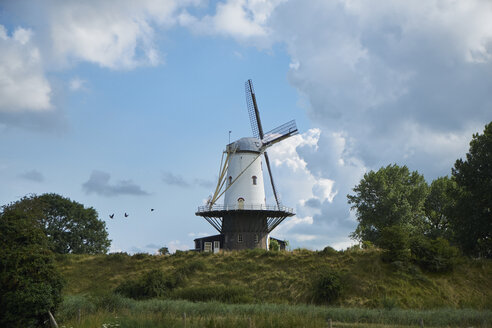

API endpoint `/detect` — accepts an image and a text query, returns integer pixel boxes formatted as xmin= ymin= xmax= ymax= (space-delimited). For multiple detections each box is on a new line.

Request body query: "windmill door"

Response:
xmin=238 ymin=197 xmax=245 ymax=209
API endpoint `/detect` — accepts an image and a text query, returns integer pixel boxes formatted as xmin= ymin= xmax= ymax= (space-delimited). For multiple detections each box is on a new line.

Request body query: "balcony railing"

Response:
xmin=196 ymin=204 xmax=294 ymax=214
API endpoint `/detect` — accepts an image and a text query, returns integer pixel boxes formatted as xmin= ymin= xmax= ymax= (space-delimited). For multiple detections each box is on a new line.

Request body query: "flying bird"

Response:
xmin=151 ymin=209 xmax=154 ymax=212
xmin=124 ymin=213 xmax=129 ymax=217
xmin=109 ymin=214 xmax=114 ymax=219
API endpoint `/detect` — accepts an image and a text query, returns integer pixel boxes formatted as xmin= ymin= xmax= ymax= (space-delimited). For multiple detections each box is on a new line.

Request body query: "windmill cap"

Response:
xmin=227 ymin=137 xmax=262 ymax=153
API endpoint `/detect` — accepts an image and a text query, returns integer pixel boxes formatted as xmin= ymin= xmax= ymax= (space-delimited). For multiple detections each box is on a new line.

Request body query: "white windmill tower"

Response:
xmin=195 ymin=80 xmax=298 ymax=251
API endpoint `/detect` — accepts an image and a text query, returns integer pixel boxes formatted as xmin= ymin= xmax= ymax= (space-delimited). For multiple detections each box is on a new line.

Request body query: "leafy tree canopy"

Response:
xmin=347 ymin=164 xmax=429 ymax=245
xmin=424 ymin=176 xmax=457 ymax=240
xmin=17 ymin=193 xmax=111 ymax=254
xmin=0 ymin=198 xmax=64 ymax=327
xmin=452 ymin=121 xmax=492 ymax=257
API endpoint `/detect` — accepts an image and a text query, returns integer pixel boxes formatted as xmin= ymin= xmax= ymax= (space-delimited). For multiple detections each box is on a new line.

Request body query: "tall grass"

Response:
xmin=58 ymin=294 xmax=492 ymax=327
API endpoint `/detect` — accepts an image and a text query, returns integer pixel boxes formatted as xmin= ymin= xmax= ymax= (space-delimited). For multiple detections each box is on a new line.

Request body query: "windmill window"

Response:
xmin=228 ymin=176 xmax=232 ymax=186
xmin=238 ymin=234 xmax=243 ymax=243
xmin=255 ymin=234 xmax=259 ymax=243
xmin=252 ymin=176 xmax=257 ymax=185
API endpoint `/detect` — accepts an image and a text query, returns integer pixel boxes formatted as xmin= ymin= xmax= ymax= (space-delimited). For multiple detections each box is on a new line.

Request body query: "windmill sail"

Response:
xmin=245 ymin=79 xmax=298 ymax=208
xmin=262 ymin=120 xmax=298 ymax=148
xmin=245 ymin=79 xmax=264 ymax=139
xmin=264 ymin=151 xmax=281 ymax=208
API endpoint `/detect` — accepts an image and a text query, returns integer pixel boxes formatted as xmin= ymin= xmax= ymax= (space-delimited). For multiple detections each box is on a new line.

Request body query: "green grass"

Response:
xmin=56 ymin=248 xmax=492 ymax=310
xmin=57 ymin=295 xmax=492 ymax=327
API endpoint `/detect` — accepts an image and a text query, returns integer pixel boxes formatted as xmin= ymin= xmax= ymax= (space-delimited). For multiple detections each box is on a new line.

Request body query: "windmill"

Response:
xmin=195 ymin=79 xmax=298 ymax=251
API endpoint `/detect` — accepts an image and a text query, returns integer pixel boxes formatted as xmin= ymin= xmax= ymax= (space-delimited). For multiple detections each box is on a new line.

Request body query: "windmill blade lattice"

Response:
xmin=245 ymin=79 xmax=263 ymax=139
xmin=245 ymin=79 xmax=284 ymax=208
xmin=264 ymin=151 xmax=281 ymax=208
xmin=262 ymin=120 xmax=298 ymax=148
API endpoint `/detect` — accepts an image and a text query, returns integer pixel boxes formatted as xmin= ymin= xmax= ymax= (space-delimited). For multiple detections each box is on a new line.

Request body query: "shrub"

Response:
xmin=115 ymin=269 xmax=178 ymax=299
xmin=141 ymin=269 xmax=177 ymax=298
xmin=410 ymin=236 xmax=459 ymax=272
xmin=378 ymin=225 xmax=411 ymax=262
xmin=269 ymin=239 xmax=280 ymax=251
xmin=313 ymin=270 xmax=342 ymax=304
xmin=320 ymin=246 xmax=338 ymax=255
xmin=172 ymin=285 xmax=254 ymax=304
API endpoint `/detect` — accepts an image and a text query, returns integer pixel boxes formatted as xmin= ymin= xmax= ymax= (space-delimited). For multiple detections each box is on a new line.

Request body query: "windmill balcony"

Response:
xmin=196 ymin=204 xmax=294 ymax=214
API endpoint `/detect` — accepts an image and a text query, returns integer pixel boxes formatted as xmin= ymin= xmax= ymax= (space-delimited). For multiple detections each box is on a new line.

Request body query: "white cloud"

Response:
xmin=292 ymin=234 xmax=316 ymax=242
xmin=44 ymin=0 xmax=185 ymax=69
xmin=252 ymin=0 xmax=492 ymax=188
xmin=0 ymin=25 xmax=52 ymax=112
xmin=69 ymin=77 xmax=88 ymax=91
xmin=180 ymin=0 xmax=285 ymax=44
xmin=1 ymin=0 xmax=201 ymax=119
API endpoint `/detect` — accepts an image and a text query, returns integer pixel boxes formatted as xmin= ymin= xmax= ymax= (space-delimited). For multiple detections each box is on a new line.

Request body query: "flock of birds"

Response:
xmin=109 ymin=208 xmax=154 ymax=219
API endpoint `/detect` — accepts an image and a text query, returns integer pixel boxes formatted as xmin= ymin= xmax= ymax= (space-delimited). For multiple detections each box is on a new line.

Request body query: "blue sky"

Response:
xmin=1 ymin=0 xmax=491 ymax=253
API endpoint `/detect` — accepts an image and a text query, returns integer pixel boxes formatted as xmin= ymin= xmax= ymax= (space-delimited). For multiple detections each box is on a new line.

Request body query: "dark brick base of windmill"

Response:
xmin=194 ymin=210 xmax=290 ymax=252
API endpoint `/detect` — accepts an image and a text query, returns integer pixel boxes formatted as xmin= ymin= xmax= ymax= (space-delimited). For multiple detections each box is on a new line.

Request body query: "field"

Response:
xmin=55 ymin=248 xmax=492 ymax=327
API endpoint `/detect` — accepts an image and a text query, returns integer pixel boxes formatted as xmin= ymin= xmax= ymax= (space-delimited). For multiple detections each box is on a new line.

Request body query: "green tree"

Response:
xmin=378 ymin=225 xmax=411 ymax=262
xmin=424 ymin=176 xmax=457 ymax=239
xmin=0 ymin=198 xmax=64 ymax=327
xmin=451 ymin=122 xmax=492 ymax=258
xmin=347 ymin=164 xmax=429 ymax=245
xmin=158 ymin=246 xmax=169 ymax=255
xmin=27 ymin=193 xmax=111 ymax=254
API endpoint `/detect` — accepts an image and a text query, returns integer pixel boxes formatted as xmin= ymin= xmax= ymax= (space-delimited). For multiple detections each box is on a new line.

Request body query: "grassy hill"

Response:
xmin=56 ymin=247 xmax=491 ymax=310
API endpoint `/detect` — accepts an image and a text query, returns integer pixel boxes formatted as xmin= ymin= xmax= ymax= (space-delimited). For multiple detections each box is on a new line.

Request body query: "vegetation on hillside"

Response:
xmin=56 ymin=248 xmax=492 ymax=310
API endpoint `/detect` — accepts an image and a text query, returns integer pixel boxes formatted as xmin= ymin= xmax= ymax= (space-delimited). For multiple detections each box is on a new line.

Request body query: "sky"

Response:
xmin=1 ymin=0 xmax=491 ymax=253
